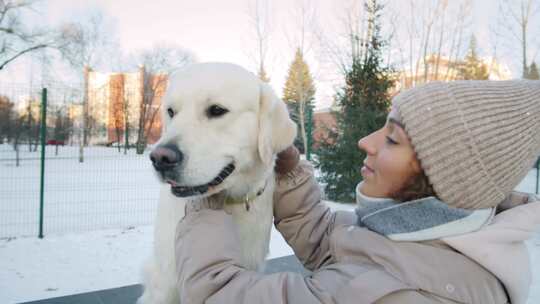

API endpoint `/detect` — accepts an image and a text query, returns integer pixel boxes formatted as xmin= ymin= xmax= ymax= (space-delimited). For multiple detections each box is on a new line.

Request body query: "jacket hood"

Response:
xmin=356 ymin=183 xmax=540 ymax=304
xmin=443 ymin=193 xmax=540 ymax=304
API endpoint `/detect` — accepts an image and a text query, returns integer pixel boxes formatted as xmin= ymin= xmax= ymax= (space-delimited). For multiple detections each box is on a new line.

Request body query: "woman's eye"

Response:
xmin=167 ymin=108 xmax=175 ymax=118
xmin=206 ymin=105 xmax=229 ymax=118
xmin=385 ymin=136 xmax=398 ymax=145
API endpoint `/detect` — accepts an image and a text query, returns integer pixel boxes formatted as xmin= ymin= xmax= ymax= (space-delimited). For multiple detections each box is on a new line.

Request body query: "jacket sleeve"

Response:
xmin=175 ymin=209 xmax=334 ymax=304
xmin=175 ymin=209 xmax=459 ymax=304
xmin=273 ymin=160 xmax=357 ymax=270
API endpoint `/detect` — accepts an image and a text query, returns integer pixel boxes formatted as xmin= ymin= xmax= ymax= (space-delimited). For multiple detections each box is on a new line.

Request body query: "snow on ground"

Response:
xmin=0 ymin=144 xmax=160 ymax=237
xmin=1 ymin=144 xmax=538 ymax=303
xmin=2 ymin=197 xmax=539 ymax=304
xmin=0 ymin=201 xmax=351 ymax=304
xmin=0 ymin=226 xmax=153 ymax=304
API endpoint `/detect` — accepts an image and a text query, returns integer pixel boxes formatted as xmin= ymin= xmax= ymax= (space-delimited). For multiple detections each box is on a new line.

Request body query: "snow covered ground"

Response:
xmin=1 ymin=144 xmax=539 ymax=303
xmin=0 ymin=201 xmax=352 ymax=304
xmin=0 ymin=225 xmax=155 ymax=303
xmin=0 ymin=145 xmax=160 ymax=237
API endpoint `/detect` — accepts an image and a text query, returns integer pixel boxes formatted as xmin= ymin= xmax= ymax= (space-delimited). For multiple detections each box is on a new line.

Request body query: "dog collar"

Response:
xmin=224 ymin=181 xmax=267 ymax=211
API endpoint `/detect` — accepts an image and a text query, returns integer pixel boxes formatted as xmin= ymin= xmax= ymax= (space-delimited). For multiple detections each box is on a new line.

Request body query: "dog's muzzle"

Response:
xmin=150 ymin=144 xmax=235 ymax=198
xmin=170 ymin=163 xmax=235 ymax=197
xmin=150 ymin=144 xmax=184 ymax=172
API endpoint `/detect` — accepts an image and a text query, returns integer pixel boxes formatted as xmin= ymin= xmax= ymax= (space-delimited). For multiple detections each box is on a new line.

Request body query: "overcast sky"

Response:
xmin=1 ymin=0 xmax=537 ymax=109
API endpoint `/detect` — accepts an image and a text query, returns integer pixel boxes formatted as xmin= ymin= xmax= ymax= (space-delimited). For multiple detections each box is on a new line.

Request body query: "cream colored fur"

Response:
xmin=137 ymin=62 xmax=296 ymax=304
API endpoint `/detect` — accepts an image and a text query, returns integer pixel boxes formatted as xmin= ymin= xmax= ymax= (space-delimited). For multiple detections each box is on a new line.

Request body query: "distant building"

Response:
xmin=312 ymin=107 xmax=337 ymax=146
xmin=394 ymin=55 xmax=512 ymax=92
xmin=14 ymin=97 xmax=41 ymax=119
xmin=84 ymin=66 xmax=166 ymax=145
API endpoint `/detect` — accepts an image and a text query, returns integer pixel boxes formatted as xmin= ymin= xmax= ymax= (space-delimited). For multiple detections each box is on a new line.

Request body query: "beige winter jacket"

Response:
xmin=175 ymin=161 xmax=516 ymax=304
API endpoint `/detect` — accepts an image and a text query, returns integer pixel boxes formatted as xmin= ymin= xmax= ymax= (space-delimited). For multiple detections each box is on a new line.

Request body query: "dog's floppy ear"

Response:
xmin=258 ymin=83 xmax=297 ymax=166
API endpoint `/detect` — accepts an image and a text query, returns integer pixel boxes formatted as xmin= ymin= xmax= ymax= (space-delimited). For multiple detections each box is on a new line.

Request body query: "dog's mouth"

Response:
xmin=166 ymin=163 xmax=235 ymax=197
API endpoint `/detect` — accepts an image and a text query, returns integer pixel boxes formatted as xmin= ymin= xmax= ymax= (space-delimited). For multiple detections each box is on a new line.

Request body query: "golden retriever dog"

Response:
xmin=137 ymin=62 xmax=297 ymax=304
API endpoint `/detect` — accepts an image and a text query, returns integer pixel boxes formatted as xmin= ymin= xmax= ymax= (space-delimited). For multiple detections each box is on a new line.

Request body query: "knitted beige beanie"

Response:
xmin=390 ymin=80 xmax=540 ymax=209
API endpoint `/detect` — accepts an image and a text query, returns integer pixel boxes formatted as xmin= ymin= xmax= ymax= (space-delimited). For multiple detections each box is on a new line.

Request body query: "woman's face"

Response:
xmin=357 ymin=118 xmax=422 ymax=198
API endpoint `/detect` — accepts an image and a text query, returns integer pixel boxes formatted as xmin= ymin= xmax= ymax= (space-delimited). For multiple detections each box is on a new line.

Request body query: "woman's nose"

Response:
xmin=358 ymin=134 xmax=376 ymax=155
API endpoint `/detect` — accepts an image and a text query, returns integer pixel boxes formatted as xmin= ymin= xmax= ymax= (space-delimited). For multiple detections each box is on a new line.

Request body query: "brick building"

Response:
xmin=312 ymin=107 xmax=337 ymax=146
xmin=84 ymin=66 xmax=166 ymax=146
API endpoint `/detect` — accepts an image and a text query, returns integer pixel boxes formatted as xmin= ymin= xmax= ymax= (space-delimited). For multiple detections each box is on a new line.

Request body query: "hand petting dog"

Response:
xmin=275 ymin=145 xmax=300 ymax=176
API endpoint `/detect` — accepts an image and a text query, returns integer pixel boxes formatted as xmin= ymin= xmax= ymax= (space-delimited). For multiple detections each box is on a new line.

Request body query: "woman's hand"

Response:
xmin=275 ymin=145 xmax=300 ymax=175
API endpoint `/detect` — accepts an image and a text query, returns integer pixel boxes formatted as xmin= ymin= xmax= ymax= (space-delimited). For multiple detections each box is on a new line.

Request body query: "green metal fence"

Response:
xmin=537 ymin=157 xmax=540 ymax=195
xmin=0 ymin=83 xmax=539 ymax=238
xmin=0 ymin=83 xmax=161 ymax=238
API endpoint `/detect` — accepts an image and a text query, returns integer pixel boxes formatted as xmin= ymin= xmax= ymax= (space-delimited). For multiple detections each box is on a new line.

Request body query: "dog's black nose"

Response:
xmin=150 ymin=144 xmax=183 ymax=171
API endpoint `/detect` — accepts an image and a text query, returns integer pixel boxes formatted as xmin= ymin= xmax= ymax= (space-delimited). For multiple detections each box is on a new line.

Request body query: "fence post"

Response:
xmin=306 ymin=107 xmax=313 ymax=161
xmin=39 ymin=88 xmax=47 ymax=238
xmin=536 ymin=156 xmax=540 ymax=194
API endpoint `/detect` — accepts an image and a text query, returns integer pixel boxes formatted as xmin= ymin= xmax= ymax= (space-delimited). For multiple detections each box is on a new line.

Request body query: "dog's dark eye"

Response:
xmin=167 ymin=107 xmax=175 ymax=118
xmin=206 ymin=105 xmax=229 ymax=118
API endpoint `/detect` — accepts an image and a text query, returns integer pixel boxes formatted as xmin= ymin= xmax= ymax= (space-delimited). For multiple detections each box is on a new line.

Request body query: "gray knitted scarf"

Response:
xmin=354 ymin=183 xmax=495 ymax=241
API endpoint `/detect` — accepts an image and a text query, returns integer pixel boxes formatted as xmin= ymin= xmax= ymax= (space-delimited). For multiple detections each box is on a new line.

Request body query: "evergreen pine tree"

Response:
xmin=459 ymin=36 xmax=489 ymax=80
xmin=282 ymin=48 xmax=316 ymax=155
xmin=314 ymin=0 xmax=394 ymax=202
xmin=526 ymin=62 xmax=539 ymax=80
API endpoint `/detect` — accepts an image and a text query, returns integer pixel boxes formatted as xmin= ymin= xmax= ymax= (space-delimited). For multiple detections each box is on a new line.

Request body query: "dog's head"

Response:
xmin=150 ymin=62 xmax=297 ymax=198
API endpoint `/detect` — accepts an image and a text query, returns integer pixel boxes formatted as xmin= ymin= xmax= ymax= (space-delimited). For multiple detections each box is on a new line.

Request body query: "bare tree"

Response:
xmin=442 ymin=1 xmax=470 ymax=82
xmin=246 ymin=0 xmax=272 ymax=81
xmin=284 ymin=0 xmax=318 ymax=56
xmin=12 ymin=111 xmax=23 ymax=166
xmin=283 ymin=0 xmax=318 ymax=156
xmin=58 ymin=11 xmax=116 ymax=161
xmin=131 ymin=44 xmax=195 ymax=154
xmin=123 ymin=89 xmax=132 ymax=154
xmin=313 ymin=0 xmax=369 ymax=73
xmin=388 ymin=0 xmax=471 ymax=88
xmin=315 ymin=0 xmax=472 ymax=91
xmin=0 ymin=0 xmax=54 ymax=71
xmin=312 ymin=0 xmax=391 ymax=79
xmin=109 ymin=74 xmax=125 ymax=152
xmin=58 ymin=12 xmax=113 ymax=78
xmin=51 ymin=104 xmax=72 ymax=156
xmin=19 ymin=97 xmax=39 ymax=152
xmin=0 ymin=94 xmax=13 ymax=144
xmin=498 ymin=0 xmax=540 ymax=78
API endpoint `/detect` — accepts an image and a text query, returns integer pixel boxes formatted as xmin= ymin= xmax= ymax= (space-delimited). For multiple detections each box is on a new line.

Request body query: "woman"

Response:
xmin=175 ymin=80 xmax=540 ymax=303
